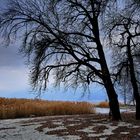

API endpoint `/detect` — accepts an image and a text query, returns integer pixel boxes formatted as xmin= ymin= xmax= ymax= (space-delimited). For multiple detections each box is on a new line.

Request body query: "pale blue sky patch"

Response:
xmin=0 ymin=67 xmax=29 ymax=92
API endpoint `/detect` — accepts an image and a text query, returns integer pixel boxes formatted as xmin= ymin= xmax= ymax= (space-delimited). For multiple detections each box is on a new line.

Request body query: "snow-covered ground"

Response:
xmin=0 ymin=116 xmax=80 ymax=140
xmin=0 ymin=113 xmax=139 ymax=140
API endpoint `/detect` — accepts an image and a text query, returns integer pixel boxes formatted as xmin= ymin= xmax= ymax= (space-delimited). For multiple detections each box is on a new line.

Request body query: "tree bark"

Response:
xmin=92 ymin=18 xmax=121 ymax=120
xmin=103 ymin=77 xmax=122 ymax=120
xmin=135 ymin=97 xmax=140 ymax=120
xmin=98 ymin=42 xmax=121 ymax=120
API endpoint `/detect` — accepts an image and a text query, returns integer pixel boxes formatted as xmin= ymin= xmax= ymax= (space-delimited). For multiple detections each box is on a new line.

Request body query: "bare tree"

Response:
xmin=106 ymin=10 xmax=140 ymax=119
xmin=0 ymin=0 xmax=121 ymax=120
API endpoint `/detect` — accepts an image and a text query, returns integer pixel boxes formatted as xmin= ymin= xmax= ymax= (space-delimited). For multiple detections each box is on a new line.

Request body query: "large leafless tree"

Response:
xmin=0 ymin=0 xmax=121 ymax=120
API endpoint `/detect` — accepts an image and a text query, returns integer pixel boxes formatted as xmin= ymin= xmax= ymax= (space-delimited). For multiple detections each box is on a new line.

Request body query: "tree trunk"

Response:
xmin=100 ymin=53 xmax=121 ymax=120
xmin=92 ymin=17 xmax=121 ymax=120
xmin=97 ymin=38 xmax=121 ymax=120
xmin=127 ymin=37 xmax=140 ymax=120
xmin=135 ymin=97 xmax=140 ymax=120
xmin=103 ymin=75 xmax=122 ymax=120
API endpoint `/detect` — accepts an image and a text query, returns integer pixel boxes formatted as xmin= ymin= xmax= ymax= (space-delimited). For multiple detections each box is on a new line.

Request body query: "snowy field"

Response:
xmin=0 ymin=108 xmax=139 ymax=140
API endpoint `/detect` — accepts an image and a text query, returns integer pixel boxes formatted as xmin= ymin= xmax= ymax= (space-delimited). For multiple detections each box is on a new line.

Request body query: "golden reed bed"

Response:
xmin=0 ymin=98 xmax=95 ymax=119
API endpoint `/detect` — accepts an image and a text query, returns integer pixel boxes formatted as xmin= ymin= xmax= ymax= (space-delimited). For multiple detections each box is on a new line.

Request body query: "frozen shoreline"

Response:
xmin=95 ymin=107 xmax=135 ymax=114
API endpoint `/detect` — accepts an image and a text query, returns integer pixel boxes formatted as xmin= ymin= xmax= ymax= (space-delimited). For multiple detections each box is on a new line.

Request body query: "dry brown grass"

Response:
xmin=96 ymin=101 xmax=126 ymax=108
xmin=96 ymin=101 xmax=109 ymax=108
xmin=0 ymin=98 xmax=95 ymax=119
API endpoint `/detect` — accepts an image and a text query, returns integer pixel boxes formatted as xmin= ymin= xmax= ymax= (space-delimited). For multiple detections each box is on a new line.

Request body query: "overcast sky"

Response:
xmin=0 ymin=38 xmax=107 ymax=101
xmin=0 ymin=43 xmax=107 ymax=101
xmin=0 ymin=42 xmax=107 ymax=101
xmin=0 ymin=0 xmax=108 ymax=102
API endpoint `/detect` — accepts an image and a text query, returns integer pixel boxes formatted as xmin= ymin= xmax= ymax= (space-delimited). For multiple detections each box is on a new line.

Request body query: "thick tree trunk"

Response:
xmin=127 ymin=37 xmax=140 ymax=120
xmin=96 ymin=35 xmax=121 ymax=120
xmin=103 ymin=73 xmax=122 ymax=120
xmin=99 ymin=63 xmax=121 ymax=120
xmin=99 ymin=59 xmax=122 ymax=120
xmin=95 ymin=46 xmax=121 ymax=120
xmin=135 ymin=96 xmax=140 ymax=120
xmin=92 ymin=18 xmax=121 ymax=120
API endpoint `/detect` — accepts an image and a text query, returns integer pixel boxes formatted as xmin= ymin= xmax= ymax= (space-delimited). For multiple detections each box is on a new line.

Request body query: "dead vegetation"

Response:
xmin=96 ymin=101 xmax=109 ymax=108
xmin=96 ymin=101 xmax=126 ymax=108
xmin=0 ymin=98 xmax=95 ymax=119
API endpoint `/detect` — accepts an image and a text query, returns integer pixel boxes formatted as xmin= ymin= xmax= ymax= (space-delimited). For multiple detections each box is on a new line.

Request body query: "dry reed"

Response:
xmin=96 ymin=101 xmax=125 ymax=108
xmin=0 ymin=98 xmax=95 ymax=119
xmin=96 ymin=101 xmax=109 ymax=108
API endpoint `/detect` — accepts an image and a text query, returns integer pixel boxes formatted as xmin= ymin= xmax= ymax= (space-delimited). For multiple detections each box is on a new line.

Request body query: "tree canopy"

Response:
xmin=3 ymin=0 xmax=140 ymax=120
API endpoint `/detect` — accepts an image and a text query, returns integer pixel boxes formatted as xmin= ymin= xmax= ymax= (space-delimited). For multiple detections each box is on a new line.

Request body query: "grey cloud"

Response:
xmin=0 ymin=0 xmax=26 ymax=67
xmin=0 ymin=45 xmax=26 ymax=68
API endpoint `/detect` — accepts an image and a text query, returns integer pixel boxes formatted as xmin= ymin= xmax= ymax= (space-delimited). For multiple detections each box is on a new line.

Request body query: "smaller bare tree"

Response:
xmin=106 ymin=11 xmax=140 ymax=119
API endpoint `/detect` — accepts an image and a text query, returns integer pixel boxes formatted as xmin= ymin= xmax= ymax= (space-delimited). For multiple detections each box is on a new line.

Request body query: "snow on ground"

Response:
xmin=0 ymin=116 xmax=81 ymax=140
xmin=0 ymin=113 xmax=140 ymax=140
xmin=88 ymin=122 xmax=132 ymax=137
